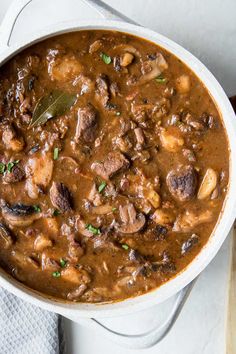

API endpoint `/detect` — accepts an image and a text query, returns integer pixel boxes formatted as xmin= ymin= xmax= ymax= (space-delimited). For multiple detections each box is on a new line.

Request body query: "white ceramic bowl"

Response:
xmin=0 ymin=0 xmax=235 ymax=323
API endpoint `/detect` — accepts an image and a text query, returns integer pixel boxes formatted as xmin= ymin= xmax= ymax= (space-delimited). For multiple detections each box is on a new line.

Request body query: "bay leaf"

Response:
xmin=29 ymin=90 xmax=77 ymax=128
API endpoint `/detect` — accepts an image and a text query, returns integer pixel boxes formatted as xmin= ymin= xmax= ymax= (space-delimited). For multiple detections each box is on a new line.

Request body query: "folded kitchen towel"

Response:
xmin=0 ymin=287 xmax=65 ymax=354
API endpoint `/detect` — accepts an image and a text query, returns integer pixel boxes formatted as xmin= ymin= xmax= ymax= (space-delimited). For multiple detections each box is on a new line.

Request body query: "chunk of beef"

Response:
xmin=95 ymin=74 xmax=109 ymax=107
xmin=134 ymin=127 xmax=145 ymax=150
xmin=75 ymin=104 xmax=98 ymax=143
xmin=166 ymin=165 xmax=197 ymax=201
xmin=3 ymin=164 xmax=25 ymax=184
xmin=91 ymin=151 xmax=129 ymax=180
xmin=68 ymin=240 xmax=84 ymax=262
xmin=50 ymin=182 xmax=73 ymax=213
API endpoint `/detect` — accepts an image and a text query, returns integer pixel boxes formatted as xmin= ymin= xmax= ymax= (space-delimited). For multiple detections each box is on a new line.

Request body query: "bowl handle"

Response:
xmin=65 ymin=280 xmax=196 ymax=349
xmin=0 ymin=0 xmax=139 ymax=49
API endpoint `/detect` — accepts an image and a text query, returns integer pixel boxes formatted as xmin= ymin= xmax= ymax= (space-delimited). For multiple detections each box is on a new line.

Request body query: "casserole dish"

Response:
xmin=0 ymin=0 xmax=235 ymax=348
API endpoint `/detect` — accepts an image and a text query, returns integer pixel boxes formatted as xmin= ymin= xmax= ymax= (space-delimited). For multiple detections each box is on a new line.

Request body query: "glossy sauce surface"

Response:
xmin=0 ymin=30 xmax=229 ymax=302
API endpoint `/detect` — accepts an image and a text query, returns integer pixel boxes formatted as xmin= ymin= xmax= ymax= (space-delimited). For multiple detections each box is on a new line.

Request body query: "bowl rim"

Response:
xmin=0 ymin=19 xmax=235 ymax=318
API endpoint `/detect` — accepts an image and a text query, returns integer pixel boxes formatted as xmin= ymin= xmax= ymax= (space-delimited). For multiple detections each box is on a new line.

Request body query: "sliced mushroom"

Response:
xmin=113 ymin=44 xmax=141 ymax=58
xmin=0 ymin=223 xmax=14 ymax=248
xmin=166 ymin=165 xmax=198 ymax=201
xmin=117 ymin=204 xmax=146 ymax=234
xmin=0 ymin=200 xmax=41 ymax=227
xmin=197 ymin=168 xmax=218 ymax=200
xmin=50 ymin=182 xmax=73 ymax=213
xmin=138 ymin=53 xmax=168 ymax=85
xmin=26 ymin=153 xmax=53 ymax=199
xmin=160 ymin=128 xmax=184 ymax=152
xmin=173 ymin=209 xmax=213 ymax=232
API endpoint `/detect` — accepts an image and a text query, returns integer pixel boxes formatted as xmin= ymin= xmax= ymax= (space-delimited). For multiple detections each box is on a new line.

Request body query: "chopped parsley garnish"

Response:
xmin=0 ymin=163 xmax=6 ymax=174
xmin=121 ymin=244 xmax=129 ymax=250
xmin=52 ymin=271 xmax=61 ymax=278
xmin=112 ymin=207 xmax=117 ymax=212
xmin=100 ymin=52 xmax=112 ymax=64
xmin=59 ymin=258 xmax=67 ymax=268
xmin=53 ymin=209 xmax=60 ymax=216
xmin=33 ymin=205 xmax=41 ymax=213
xmin=7 ymin=160 xmax=19 ymax=173
xmin=53 ymin=147 xmax=59 ymax=160
xmin=85 ymin=224 xmax=101 ymax=235
xmin=155 ymin=75 xmax=166 ymax=83
xmin=98 ymin=181 xmax=106 ymax=193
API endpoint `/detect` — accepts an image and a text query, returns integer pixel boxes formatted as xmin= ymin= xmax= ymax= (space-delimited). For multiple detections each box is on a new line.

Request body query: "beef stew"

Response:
xmin=0 ymin=30 xmax=229 ymax=303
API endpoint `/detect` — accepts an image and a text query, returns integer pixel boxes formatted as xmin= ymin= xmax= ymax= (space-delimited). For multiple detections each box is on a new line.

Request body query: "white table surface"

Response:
xmin=0 ymin=1 xmax=235 ymax=353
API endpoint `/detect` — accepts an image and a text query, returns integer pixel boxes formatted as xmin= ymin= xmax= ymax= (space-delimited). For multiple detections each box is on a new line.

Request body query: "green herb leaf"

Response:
xmin=53 ymin=209 xmax=60 ymax=216
xmin=52 ymin=271 xmax=61 ymax=278
xmin=53 ymin=147 xmax=59 ymax=160
xmin=29 ymin=90 xmax=77 ymax=128
xmin=98 ymin=181 xmax=106 ymax=193
xmin=59 ymin=258 xmax=67 ymax=268
xmin=100 ymin=52 xmax=112 ymax=64
xmin=85 ymin=224 xmax=101 ymax=235
xmin=0 ymin=163 xmax=6 ymax=174
xmin=112 ymin=207 xmax=117 ymax=212
xmin=7 ymin=160 xmax=19 ymax=173
xmin=121 ymin=244 xmax=129 ymax=250
xmin=155 ymin=75 xmax=166 ymax=84
xmin=33 ymin=205 xmax=41 ymax=213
